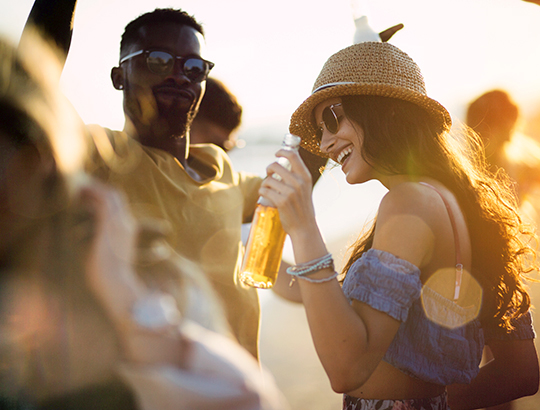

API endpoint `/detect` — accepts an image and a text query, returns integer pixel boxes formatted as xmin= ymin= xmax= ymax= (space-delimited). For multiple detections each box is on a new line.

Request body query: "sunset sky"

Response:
xmin=2 ymin=0 xmax=540 ymax=141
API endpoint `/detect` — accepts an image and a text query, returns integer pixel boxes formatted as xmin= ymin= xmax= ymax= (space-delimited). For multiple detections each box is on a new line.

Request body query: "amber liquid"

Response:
xmin=240 ymin=205 xmax=287 ymax=289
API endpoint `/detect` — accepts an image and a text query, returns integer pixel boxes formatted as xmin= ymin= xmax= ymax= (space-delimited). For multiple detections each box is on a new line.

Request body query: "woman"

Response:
xmin=265 ymin=41 xmax=539 ymax=410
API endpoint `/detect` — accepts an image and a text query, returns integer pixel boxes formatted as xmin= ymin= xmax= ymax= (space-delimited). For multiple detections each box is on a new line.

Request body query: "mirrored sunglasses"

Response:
xmin=120 ymin=50 xmax=214 ymax=83
xmin=315 ymin=103 xmax=342 ymax=140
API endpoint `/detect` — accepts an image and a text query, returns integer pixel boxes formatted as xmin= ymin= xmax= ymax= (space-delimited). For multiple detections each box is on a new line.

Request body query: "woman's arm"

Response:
xmin=271 ymin=261 xmax=303 ymax=303
xmin=447 ymin=338 xmax=539 ymax=410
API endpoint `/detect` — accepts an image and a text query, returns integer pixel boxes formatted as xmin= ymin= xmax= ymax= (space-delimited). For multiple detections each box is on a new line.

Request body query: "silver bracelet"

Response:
xmin=286 ymin=253 xmax=334 ymax=277
xmin=289 ymin=271 xmax=339 ymax=287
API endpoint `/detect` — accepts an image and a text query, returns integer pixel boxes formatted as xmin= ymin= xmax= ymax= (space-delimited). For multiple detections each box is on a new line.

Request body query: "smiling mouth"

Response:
xmin=336 ymin=146 xmax=353 ymax=165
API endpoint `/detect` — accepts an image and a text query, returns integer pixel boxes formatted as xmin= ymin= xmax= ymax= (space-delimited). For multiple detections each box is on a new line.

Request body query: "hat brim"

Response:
xmin=289 ymin=82 xmax=452 ymax=157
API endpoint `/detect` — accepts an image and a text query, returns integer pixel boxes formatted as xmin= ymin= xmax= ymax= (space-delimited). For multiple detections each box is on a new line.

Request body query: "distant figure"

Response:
xmin=466 ymin=89 xmax=540 ymax=204
xmin=190 ymin=77 xmax=243 ymax=152
xmin=466 ymin=89 xmax=519 ymax=173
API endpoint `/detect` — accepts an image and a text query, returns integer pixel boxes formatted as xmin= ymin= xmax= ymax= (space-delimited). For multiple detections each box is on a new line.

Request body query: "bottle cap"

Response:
xmin=282 ymin=133 xmax=301 ymax=148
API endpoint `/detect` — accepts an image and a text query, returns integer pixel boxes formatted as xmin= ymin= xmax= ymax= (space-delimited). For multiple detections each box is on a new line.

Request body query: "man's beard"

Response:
xmin=153 ymin=99 xmax=197 ymax=139
xmin=125 ymin=87 xmax=196 ymax=139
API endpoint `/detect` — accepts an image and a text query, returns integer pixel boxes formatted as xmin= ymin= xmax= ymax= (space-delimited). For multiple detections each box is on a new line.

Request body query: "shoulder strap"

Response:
xmin=418 ymin=182 xmax=463 ymax=301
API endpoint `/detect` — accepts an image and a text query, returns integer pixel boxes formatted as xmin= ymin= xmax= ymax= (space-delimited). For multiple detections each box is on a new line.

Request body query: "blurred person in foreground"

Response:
xmin=258 ymin=40 xmax=538 ymax=410
xmin=0 ymin=31 xmax=288 ymax=409
xmin=190 ymin=77 xmax=244 ymax=152
xmin=23 ymin=0 xmax=402 ymax=360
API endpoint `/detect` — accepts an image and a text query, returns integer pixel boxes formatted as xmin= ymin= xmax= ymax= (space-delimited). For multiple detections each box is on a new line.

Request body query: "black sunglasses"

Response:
xmin=315 ymin=103 xmax=342 ymax=140
xmin=119 ymin=50 xmax=214 ymax=83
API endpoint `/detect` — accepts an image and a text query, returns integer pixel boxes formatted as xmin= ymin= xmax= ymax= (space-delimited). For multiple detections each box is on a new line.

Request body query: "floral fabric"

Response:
xmin=343 ymin=392 xmax=448 ymax=410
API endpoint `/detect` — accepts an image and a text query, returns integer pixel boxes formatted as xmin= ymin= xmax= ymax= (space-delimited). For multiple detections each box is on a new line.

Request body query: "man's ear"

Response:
xmin=111 ymin=67 xmax=125 ymax=90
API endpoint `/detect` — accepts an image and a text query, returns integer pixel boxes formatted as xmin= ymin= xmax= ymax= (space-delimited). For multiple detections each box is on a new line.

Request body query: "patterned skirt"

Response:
xmin=343 ymin=391 xmax=448 ymax=410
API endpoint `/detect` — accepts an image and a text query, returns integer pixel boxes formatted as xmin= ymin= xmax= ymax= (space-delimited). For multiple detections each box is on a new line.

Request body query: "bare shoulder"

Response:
xmin=373 ymin=181 xmax=447 ymax=267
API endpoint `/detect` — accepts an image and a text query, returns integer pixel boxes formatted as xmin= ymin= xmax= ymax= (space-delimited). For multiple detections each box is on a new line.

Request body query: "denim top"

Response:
xmin=342 ymin=249 xmax=535 ymax=385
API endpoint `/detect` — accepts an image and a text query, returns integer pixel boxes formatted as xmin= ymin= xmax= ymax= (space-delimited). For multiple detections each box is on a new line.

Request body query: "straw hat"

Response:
xmin=289 ymin=42 xmax=452 ymax=156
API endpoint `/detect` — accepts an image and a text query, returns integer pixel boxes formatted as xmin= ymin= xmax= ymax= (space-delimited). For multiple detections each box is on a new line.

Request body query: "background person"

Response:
xmin=190 ymin=76 xmax=244 ymax=152
xmin=466 ymin=89 xmax=540 ymax=208
xmin=466 ymin=89 xmax=518 ymax=175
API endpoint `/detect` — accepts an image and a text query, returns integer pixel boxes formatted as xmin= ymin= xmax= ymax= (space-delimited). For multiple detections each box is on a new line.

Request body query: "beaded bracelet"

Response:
xmin=289 ymin=271 xmax=339 ymax=287
xmin=286 ymin=253 xmax=334 ymax=277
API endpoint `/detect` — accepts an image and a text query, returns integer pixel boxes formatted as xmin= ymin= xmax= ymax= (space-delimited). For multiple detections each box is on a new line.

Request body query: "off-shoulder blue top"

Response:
xmin=342 ymin=249 xmax=535 ymax=385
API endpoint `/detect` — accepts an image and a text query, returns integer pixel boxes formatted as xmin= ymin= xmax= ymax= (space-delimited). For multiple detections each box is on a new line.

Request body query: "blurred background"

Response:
xmin=2 ymin=0 xmax=540 ymax=408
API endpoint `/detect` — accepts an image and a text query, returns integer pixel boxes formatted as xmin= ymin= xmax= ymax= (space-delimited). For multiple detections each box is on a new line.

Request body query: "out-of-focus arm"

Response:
xmin=21 ymin=0 xmax=78 ymax=67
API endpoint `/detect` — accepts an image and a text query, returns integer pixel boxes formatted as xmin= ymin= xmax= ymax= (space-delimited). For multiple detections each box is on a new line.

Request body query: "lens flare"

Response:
xmin=421 ymin=267 xmax=483 ymax=329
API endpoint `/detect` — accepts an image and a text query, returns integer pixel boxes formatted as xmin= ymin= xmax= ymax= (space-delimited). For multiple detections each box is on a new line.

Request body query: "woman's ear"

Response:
xmin=111 ymin=67 xmax=125 ymax=90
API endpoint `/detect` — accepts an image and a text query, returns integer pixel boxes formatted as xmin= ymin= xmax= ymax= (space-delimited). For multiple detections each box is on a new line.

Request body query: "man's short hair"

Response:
xmin=196 ymin=77 xmax=242 ymax=132
xmin=120 ymin=8 xmax=205 ymax=53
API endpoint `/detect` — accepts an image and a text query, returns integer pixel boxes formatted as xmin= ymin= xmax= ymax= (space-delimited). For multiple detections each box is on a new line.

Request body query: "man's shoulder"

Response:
xmin=189 ymin=143 xmax=235 ymax=173
xmin=189 ymin=144 xmax=262 ymax=186
xmin=86 ymin=125 xmax=130 ymax=146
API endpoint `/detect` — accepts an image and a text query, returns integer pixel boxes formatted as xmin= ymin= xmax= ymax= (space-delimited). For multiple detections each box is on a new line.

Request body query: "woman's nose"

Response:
xmin=319 ymin=129 xmax=336 ymax=155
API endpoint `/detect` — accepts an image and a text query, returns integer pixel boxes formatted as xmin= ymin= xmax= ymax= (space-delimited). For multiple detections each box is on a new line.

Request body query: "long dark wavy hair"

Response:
xmin=339 ymin=95 xmax=536 ymax=331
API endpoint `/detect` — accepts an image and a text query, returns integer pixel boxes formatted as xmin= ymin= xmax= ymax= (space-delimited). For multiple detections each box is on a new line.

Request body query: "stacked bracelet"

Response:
xmin=286 ymin=253 xmax=334 ymax=276
xmin=297 ymin=271 xmax=339 ymax=283
xmin=286 ymin=253 xmax=337 ymax=286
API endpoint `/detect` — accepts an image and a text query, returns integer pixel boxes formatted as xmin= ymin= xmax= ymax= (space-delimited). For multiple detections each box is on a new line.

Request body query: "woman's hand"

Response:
xmin=259 ymin=149 xmax=317 ymax=238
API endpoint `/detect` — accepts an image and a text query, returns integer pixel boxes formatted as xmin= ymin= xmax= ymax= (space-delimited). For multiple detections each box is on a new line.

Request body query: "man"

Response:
xmin=24 ymin=3 xmax=267 ymax=358
xmin=92 ymin=8 xmax=266 ymax=358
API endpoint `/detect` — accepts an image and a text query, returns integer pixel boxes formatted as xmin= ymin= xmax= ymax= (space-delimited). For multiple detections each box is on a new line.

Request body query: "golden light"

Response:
xmin=422 ymin=267 xmax=483 ymax=329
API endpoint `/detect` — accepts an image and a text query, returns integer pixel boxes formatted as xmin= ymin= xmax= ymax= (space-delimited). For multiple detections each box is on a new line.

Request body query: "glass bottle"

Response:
xmin=240 ymin=133 xmax=301 ymax=289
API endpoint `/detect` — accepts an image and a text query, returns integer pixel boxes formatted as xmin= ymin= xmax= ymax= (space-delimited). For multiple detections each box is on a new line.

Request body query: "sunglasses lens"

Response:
xmin=182 ymin=58 xmax=209 ymax=83
xmin=322 ymin=106 xmax=339 ymax=134
xmin=147 ymin=51 xmax=174 ymax=75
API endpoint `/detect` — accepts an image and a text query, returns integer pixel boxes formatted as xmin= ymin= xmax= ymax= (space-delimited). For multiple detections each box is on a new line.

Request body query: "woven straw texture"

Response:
xmin=289 ymin=42 xmax=452 ymax=156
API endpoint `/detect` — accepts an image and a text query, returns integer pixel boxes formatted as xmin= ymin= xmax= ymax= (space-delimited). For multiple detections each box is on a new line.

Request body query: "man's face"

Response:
xmin=116 ymin=23 xmax=207 ymax=138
